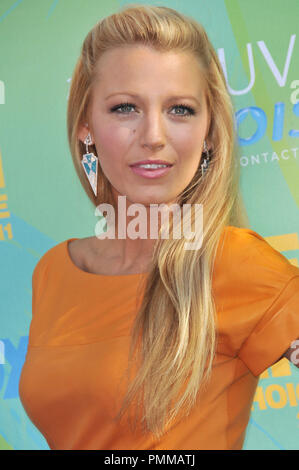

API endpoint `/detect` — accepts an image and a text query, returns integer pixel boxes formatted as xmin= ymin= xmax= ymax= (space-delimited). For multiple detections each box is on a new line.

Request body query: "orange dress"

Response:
xmin=18 ymin=226 xmax=299 ymax=450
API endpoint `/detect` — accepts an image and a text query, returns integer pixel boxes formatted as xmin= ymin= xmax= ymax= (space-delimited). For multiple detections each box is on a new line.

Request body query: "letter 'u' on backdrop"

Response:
xmin=0 ymin=0 xmax=298 ymax=450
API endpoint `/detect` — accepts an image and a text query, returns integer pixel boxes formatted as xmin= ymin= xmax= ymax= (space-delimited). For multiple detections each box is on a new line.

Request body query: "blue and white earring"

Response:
xmin=201 ymin=140 xmax=211 ymax=177
xmin=81 ymin=132 xmax=98 ymax=197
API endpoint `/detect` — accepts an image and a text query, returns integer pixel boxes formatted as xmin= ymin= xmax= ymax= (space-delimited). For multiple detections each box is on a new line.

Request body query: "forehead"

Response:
xmin=92 ymin=45 xmax=207 ymax=99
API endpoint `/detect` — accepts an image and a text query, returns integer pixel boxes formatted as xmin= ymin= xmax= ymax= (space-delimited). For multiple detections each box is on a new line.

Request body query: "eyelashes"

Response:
xmin=110 ymin=102 xmax=196 ymax=118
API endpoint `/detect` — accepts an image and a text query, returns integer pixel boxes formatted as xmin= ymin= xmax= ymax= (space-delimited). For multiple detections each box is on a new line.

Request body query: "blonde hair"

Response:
xmin=67 ymin=3 xmax=250 ymax=440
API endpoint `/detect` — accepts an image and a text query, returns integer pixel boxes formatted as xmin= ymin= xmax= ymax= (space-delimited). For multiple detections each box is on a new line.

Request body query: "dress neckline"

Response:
xmin=65 ymin=238 xmax=148 ymax=279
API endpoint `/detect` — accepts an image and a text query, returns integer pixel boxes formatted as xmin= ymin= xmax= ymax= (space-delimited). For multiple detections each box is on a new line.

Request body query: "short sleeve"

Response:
xmin=215 ymin=226 xmax=299 ymax=376
xmin=229 ymin=227 xmax=299 ymax=376
xmin=27 ymin=240 xmax=75 ymax=349
xmin=238 ymin=274 xmax=299 ymax=376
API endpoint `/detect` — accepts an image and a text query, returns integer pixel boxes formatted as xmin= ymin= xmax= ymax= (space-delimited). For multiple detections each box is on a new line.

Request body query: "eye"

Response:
xmin=110 ymin=102 xmax=135 ymax=113
xmin=171 ymin=104 xmax=196 ymax=117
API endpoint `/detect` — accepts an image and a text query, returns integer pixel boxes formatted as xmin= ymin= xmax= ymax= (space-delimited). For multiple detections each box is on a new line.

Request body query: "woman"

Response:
xmin=19 ymin=4 xmax=299 ymax=450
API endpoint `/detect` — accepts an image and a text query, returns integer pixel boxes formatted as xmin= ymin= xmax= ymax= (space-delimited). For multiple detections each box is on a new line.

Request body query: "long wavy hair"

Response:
xmin=67 ymin=3 xmax=250 ymax=440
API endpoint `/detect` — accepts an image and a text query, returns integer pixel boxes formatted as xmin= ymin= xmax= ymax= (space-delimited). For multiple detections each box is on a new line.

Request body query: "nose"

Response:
xmin=139 ymin=110 xmax=166 ymax=151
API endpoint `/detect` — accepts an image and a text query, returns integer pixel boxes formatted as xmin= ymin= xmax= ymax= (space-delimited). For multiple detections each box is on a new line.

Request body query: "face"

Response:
xmin=79 ymin=45 xmax=211 ymax=207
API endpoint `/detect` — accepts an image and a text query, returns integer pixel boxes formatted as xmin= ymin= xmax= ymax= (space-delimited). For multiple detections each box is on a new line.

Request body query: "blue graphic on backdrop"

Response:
xmin=236 ymin=102 xmax=299 ymax=145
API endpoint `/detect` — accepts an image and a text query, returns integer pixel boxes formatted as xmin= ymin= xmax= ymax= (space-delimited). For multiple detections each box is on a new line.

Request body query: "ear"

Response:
xmin=78 ymin=122 xmax=93 ymax=144
xmin=205 ymin=133 xmax=212 ymax=153
xmin=206 ymin=141 xmax=212 ymax=153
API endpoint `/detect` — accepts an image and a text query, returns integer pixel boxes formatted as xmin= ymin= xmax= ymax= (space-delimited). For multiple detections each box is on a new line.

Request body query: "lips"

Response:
xmin=130 ymin=164 xmax=173 ymax=179
xmin=130 ymin=160 xmax=173 ymax=167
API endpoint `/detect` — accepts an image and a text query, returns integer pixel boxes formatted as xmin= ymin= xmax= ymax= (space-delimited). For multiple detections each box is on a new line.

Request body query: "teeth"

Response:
xmin=136 ymin=164 xmax=169 ymax=169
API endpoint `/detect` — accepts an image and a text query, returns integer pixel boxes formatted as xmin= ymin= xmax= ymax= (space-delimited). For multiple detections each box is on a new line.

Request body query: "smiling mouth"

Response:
xmin=130 ymin=164 xmax=173 ymax=179
xmin=131 ymin=164 xmax=172 ymax=169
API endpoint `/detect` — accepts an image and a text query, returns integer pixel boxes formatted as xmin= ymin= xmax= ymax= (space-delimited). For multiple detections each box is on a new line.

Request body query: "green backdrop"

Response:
xmin=0 ymin=0 xmax=298 ymax=450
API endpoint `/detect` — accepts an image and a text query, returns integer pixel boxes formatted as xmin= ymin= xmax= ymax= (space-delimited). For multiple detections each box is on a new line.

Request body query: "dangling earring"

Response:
xmin=201 ymin=140 xmax=211 ymax=177
xmin=81 ymin=132 xmax=98 ymax=197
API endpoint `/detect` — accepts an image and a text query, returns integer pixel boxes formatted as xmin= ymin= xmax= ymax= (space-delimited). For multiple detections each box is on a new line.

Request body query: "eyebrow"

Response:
xmin=105 ymin=92 xmax=201 ymax=104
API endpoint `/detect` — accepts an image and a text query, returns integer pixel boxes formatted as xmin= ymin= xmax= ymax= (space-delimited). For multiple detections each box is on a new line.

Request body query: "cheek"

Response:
xmin=94 ymin=123 xmax=131 ymax=160
xmin=171 ymin=129 xmax=202 ymax=163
